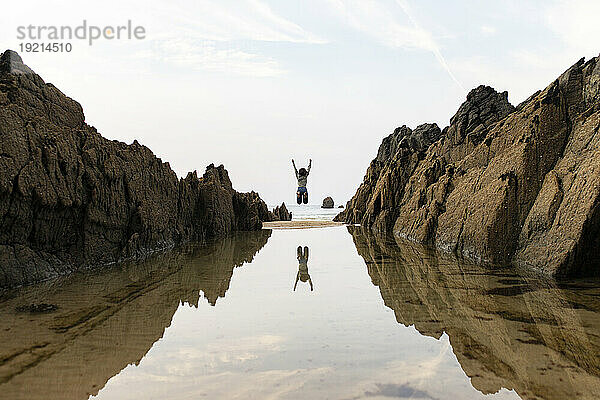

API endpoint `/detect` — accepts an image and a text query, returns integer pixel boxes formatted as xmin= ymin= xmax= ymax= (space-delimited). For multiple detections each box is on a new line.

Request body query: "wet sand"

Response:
xmin=262 ymin=220 xmax=345 ymax=229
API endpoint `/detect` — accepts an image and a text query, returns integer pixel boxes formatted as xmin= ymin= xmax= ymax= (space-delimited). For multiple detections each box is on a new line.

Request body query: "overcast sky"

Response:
xmin=2 ymin=0 xmax=599 ymax=205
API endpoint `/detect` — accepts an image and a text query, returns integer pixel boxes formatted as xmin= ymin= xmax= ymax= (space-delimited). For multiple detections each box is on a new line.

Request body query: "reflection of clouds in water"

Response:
xmin=95 ymin=331 xmax=519 ymax=400
xmin=125 ymin=334 xmax=286 ymax=378
xmin=96 ymin=366 xmax=335 ymax=399
xmin=364 ymin=383 xmax=436 ymax=399
xmin=412 ymin=332 xmax=452 ymax=381
xmin=200 ymin=334 xmax=284 ymax=365
xmin=339 ymin=334 xmax=520 ymax=400
xmin=204 ymin=334 xmax=285 ymax=365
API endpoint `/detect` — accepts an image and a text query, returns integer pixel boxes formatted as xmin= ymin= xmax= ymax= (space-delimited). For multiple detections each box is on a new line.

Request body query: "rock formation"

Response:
xmin=322 ymin=196 xmax=334 ymax=208
xmin=0 ymin=50 xmax=270 ymax=289
xmin=336 ymin=56 xmax=600 ymax=277
xmin=269 ymin=202 xmax=292 ymax=221
xmin=349 ymin=227 xmax=600 ymax=400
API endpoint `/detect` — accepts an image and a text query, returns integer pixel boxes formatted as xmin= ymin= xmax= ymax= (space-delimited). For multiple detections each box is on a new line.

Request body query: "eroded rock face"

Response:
xmin=322 ymin=196 xmax=334 ymax=208
xmin=269 ymin=202 xmax=292 ymax=221
xmin=335 ymin=123 xmax=443 ymax=231
xmin=0 ymin=50 xmax=270 ymax=288
xmin=336 ymin=56 xmax=600 ymax=277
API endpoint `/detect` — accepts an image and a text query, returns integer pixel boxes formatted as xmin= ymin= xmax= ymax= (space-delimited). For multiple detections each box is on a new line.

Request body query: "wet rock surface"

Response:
xmin=336 ymin=56 xmax=600 ymax=277
xmin=321 ymin=196 xmax=334 ymax=208
xmin=0 ymin=50 xmax=270 ymax=289
xmin=269 ymin=202 xmax=292 ymax=221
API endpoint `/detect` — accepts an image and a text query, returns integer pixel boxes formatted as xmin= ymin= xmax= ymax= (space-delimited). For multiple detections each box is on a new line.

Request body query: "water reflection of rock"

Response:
xmin=349 ymin=226 xmax=600 ymax=400
xmin=0 ymin=230 xmax=270 ymax=400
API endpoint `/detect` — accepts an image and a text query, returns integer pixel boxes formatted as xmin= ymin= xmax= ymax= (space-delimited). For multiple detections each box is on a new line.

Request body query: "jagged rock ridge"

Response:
xmin=269 ymin=202 xmax=292 ymax=221
xmin=0 ymin=50 xmax=271 ymax=288
xmin=336 ymin=56 xmax=600 ymax=277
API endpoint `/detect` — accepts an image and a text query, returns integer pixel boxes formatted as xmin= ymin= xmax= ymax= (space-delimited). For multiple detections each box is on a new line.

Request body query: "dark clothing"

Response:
xmin=297 ymin=187 xmax=308 ymax=204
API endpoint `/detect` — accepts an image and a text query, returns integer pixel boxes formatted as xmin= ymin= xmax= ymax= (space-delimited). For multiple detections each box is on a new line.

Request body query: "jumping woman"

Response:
xmin=292 ymin=159 xmax=311 ymax=204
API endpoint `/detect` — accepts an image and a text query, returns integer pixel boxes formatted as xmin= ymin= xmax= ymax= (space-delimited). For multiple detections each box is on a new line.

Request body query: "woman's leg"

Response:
xmin=303 ymin=190 xmax=308 ymax=204
xmin=297 ymin=189 xmax=302 ymax=204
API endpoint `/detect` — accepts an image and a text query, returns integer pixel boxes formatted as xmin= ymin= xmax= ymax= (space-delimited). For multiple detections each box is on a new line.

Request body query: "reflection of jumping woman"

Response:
xmin=292 ymin=159 xmax=311 ymax=205
xmin=294 ymin=246 xmax=313 ymax=291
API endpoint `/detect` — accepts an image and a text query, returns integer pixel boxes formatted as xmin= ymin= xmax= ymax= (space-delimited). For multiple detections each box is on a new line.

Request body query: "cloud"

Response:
xmin=510 ymin=49 xmax=550 ymax=70
xmin=3 ymin=0 xmax=324 ymax=77
xmin=326 ymin=0 xmax=464 ymax=91
xmin=545 ymin=0 xmax=600 ymax=58
xmin=127 ymin=0 xmax=324 ymax=76
xmin=326 ymin=0 xmax=432 ymax=50
xmin=394 ymin=0 xmax=465 ymax=91
xmin=142 ymin=0 xmax=326 ymax=44
xmin=133 ymin=38 xmax=285 ymax=77
xmin=243 ymin=0 xmax=328 ymax=43
xmin=480 ymin=25 xmax=497 ymax=35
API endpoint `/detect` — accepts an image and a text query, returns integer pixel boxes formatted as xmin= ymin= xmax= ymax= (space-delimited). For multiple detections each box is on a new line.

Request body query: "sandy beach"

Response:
xmin=263 ymin=220 xmax=345 ymax=229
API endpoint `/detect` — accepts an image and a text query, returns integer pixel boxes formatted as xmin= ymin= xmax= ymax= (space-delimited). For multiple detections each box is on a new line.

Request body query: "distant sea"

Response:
xmin=269 ymin=204 xmax=342 ymax=221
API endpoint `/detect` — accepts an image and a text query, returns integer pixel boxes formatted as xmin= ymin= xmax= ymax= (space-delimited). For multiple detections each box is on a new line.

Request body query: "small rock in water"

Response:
xmin=269 ymin=202 xmax=292 ymax=221
xmin=338 ymin=205 xmax=344 ymax=208
xmin=322 ymin=197 xmax=334 ymax=208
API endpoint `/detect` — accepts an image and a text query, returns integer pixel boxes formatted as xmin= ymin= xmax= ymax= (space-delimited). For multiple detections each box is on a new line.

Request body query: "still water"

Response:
xmin=274 ymin=203 xmax=341 ymax=221
xmin=0 ymin=226 xmax=599 ymax=399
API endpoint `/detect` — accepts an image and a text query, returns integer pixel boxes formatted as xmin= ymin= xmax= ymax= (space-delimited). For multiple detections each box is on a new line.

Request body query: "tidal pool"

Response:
xmin=0 ymin=226 xmax=599 ymax=399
